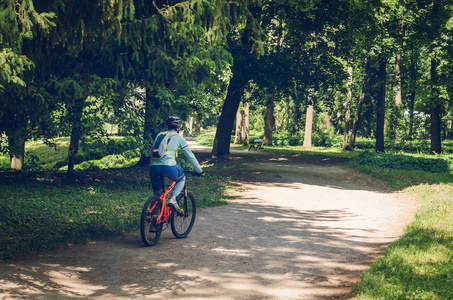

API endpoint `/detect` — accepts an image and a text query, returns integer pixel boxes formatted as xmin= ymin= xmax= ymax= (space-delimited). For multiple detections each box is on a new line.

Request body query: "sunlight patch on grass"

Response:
xmin=262 ymin=145 xmax=361 ymax=158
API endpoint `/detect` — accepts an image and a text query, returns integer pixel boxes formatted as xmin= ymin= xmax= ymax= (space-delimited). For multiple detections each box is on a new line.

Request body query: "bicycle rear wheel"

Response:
xmin=140 ymin=196 xmax=163 ymax=246
xmin=170 ymin=192 xmax=196 ymax=238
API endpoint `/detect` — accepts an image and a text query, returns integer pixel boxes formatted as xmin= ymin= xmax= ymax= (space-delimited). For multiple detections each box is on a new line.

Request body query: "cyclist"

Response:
xmin=149 ymin=116 xmax=204 ymax=212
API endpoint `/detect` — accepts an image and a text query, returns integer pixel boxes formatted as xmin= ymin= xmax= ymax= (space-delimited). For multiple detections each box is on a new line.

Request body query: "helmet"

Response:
xmin=166 ymin=116 xmax=181 ymax=128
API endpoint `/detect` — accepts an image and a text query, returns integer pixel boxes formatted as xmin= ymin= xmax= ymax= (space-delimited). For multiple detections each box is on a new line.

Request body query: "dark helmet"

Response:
xmin=166 ymin=116 xmax=181 ymax=128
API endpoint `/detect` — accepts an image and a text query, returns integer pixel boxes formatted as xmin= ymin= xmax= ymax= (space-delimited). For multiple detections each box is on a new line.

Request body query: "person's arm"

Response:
xmin=178 ymin=137 xmax=203 ymax=173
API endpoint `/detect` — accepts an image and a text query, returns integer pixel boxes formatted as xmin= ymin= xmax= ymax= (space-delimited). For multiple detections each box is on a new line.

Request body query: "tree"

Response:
xmin=0 ymin=0 xmax=55 ymax=170
xmin=211 ymin=6 xmax=263 ymax=156
xmin=234 ymin=103 xmax=243 ymax=144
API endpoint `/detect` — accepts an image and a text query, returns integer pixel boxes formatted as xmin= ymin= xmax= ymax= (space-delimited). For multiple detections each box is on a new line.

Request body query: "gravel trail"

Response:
xmin=0 ymin=144 xmax=417 ymax=299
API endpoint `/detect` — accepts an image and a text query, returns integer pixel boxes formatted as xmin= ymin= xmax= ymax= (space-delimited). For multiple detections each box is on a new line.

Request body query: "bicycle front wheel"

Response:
xmin=140 ymin=196 xmax=163 ymax=246
xmin=171 ymin=192 xmax=196 ymax=238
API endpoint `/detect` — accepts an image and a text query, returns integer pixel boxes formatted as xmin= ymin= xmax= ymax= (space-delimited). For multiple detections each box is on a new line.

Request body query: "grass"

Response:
xmin=352 ymin=182 xmax=453 ymax=300
xmin=25 ymin=137 xmax=71 ymax=169
xmin=347 ymin=159 xmax=453 ymax=299
xmin=260 ymin=145 xmax=362 ymax=159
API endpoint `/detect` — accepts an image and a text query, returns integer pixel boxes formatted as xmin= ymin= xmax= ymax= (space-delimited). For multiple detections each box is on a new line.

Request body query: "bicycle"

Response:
xmin=140 ymin=171 xmax=198 ymax=246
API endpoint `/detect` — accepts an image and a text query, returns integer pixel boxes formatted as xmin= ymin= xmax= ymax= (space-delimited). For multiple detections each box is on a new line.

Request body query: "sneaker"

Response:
xmin=168 ymin=195 xmax=181 ymax=212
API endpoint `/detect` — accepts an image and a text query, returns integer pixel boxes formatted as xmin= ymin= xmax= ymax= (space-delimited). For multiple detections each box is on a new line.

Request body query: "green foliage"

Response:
xmin=72 ymin=155 xmax=139 ymax=171
xmin=352 ymin=152 xmax=452 ymax=174
xmin=53 ymin=136 xmax=140 ymax=169
xmin=0 ymin=48 xmax=34 ymax=91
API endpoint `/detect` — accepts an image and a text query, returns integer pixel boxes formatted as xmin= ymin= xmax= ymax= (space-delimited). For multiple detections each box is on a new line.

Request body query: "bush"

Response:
xmin=53 ymin=136 xmax=140 ymax=169
xmin=352 ymin=152 xmax=452 ymax=173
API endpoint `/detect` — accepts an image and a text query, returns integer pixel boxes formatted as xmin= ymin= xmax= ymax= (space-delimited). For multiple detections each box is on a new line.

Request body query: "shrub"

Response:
xmin=53 ymin=136 xmax=140 ymax=169
xmin=352 ymin=152 xmax=452 ymax=173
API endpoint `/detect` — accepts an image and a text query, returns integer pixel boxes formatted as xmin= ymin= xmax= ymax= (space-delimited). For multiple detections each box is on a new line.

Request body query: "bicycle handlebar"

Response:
xmin=184 ymin=170 xmax=205 ymax=177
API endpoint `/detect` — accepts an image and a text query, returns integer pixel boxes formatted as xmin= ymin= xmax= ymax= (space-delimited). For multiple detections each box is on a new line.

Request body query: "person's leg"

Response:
xmin=165 ymin=165 xmax=185 ymax=196
xmin=149 ymin=165 xmax=164 ymax=195
xmin=164 ymin=165 xmax=185 ymax=211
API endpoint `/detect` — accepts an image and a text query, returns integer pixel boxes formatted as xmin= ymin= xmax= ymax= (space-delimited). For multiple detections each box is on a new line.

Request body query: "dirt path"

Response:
xmin=0 ymin=144 xmax=418 ymax=299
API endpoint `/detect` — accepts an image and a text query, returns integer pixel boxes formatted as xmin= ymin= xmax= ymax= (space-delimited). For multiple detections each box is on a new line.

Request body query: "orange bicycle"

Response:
xmin=140 ymin=171 xmax=197 ymax=246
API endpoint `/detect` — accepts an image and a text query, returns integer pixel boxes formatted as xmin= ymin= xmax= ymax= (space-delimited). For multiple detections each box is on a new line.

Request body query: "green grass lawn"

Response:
xmin=348 ymin=162 xmax=453 ymax=299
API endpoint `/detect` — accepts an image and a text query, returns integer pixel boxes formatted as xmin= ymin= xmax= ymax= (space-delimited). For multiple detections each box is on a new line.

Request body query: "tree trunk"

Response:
xmin=137 ymin=87 xmax=161 ymax=166
xmin=408 ymin=91 xmax=416 ymax=138
xmin=195 ymin=110 xmax=202 ymax=133
xmin=67 ymin=133 xmax=80 ymax=179
xmin=9 ymin=134 xmax=26 ymax=170
xmin=66 ymin=103 xmax=84 ymax=179
xmin=430 ymin=57 xmax=442 ymax=154
xmin=375 ymin=58 xmax=387 ymax=153
xmin=302 ymin=87 xmax=315 ymax=150
xmin=343 ymin=64 xmax=353 ymax=150
xmin=242 ymin=101 xmax=250 ymax=146
xmin=8 ymin=115 xmax=27 ymax=170
xmin=212 ymin=73 xmax=244 ymax=156
xmin=348 ymin=57 xmax=371 ymax=150
xmin=394 ymin=51 xmax=402 ymax=107
xmin=408 ymin=47 xmax=418 ymax=140
xmin=263 ymin=105 xmax=274 ymax=146
xmin=186 ymin=116 xmax=193 ymax=135
xmin=234 ymin=103 xmax=243 ymax=144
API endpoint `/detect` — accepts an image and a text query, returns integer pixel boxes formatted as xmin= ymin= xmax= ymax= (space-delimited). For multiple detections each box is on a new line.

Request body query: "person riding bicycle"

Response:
xmin=149 ymin=116 xmax=204 ymax=212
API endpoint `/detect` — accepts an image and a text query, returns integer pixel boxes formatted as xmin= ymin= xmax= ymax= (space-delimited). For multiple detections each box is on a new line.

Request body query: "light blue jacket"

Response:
xmin=150 ymin=130 xmax=203 ymax=174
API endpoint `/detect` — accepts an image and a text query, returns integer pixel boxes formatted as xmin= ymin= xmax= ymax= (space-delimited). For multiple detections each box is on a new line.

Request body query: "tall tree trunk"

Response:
xmin=212 ymin=73 xmax=244 ymax=156
xmin=394 ymin=13 xmax=406 ymax=108
xmin=234 ymin=103 xmax=243 ymax=144
xmin=375 ymin=58 xmax=387 ymax=153
xmin=349 ymin=57 xmax=371 ymax=150
xmin=67 ymin=133 xmax=80 ymax=179
xmin=408 ymin=91 xmax=416 ymax=139
xmin=137 ymin=87 xmax=162 ymax=166
xmin=67 ymin=104 xmax=84 ymax=179
xmin=9 ymin=134 xmax=26 ymax=170
xmin=195 ymin=110 xmax=202 ymax=133
xmin=343 ymin=64 xmax=353 ymax=150
xmin=8 ymin=115 xmax=27 ymax=170
xmin=430 ymin=57 xmax=442 ymax=153
xmin=187 ymin=116 xmax=194 ymax=135
xmin=302 ymin=87 xmax=315 ymax=150
xmin=408 ymin=47 xmax=418 ymax=140
xmin=263 ymin=105 xmax=274 ymax=146
xmin=242 ymin=101 xmax=250 ymax=146
xmin=394 ymin=51 xmax=402 ymax=107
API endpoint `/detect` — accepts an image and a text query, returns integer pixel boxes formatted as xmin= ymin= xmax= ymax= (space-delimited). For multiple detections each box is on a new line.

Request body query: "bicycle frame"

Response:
xmin=149 ymin=179 xmax=175 ymax=224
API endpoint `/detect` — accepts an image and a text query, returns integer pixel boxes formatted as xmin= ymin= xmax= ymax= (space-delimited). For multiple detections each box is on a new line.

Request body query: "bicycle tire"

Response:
xmin=140 ymin=196 xmax=163 ymax=246
xmin=170 ymin=192 xmax=196 ymax=238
